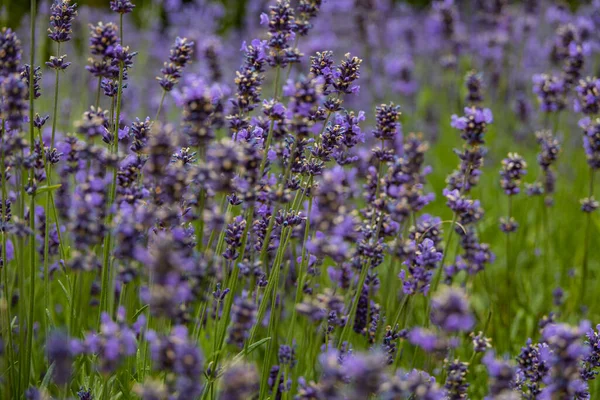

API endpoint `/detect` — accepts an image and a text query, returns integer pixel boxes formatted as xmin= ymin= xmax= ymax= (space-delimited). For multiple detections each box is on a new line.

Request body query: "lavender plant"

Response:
xmin=3 ymin=0 xmax=600 ymax=398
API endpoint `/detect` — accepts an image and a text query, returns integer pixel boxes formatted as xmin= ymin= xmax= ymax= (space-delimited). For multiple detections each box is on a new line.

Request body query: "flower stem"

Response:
xmin=1 ymin=120 xmax=15 ymax=396
xmin=154 ymin=89 xmax=166 ymax=121
xmin=100 ymin=61 xmax=124 ymax=322
xmin=24 ymin=0 xmax=37 ymax=391
xmin=581 ymin=169 xmax=595 ymax=305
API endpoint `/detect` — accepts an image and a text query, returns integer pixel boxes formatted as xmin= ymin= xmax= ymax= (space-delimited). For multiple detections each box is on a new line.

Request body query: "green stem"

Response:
xmin=581 ymin=169 xmax=595 ymax=305
xmin=95 ymin=76 xmax=102 ymax=109
xmin=100 ymin=62 xmax=124 ymax=322
xmin=338 ymin=140 xmax=387 ymax=347
xmin=154 ymin=89 xmax=166 ymax=121
xmin=1 ymin=120 xmax=15 ymax=396
xmin=43 ymin=41 xmax=62 ymax=343
xmin=24 ymin=0 xmax=37 ymax=390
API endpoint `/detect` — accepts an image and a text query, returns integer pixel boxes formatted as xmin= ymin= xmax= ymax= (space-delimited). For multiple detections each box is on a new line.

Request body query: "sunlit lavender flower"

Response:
xmin=0 ymin=28 xmax=22 ymax=76
xmin=48 ymin=0 xmax=78 ymax=43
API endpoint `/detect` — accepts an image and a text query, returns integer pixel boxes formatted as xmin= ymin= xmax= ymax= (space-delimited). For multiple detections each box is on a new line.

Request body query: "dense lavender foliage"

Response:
xmin=3 ymin=0 xmax=600 ymax=398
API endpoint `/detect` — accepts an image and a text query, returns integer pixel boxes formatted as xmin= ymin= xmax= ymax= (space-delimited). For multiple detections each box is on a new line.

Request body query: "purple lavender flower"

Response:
xmin=483 ymin=351 xmax=518 ymax=399
xmin=471 ymin=331 xmax=492 ymax=353
xmin=219 ymin=363 xmax=259 ymax=400
xmin=147 ymin=325 xmax=203 ymax=398
xmin=533 ymin=74 xmax=567 ymax=113
xmin=450 ymin=106 xmax=493 ymax=146
xmin=430 ymin=286 xmax=474 ymax=333
xmin=575 ymin=77 xmax=600 ymax=115
xmin=563 ymin=41 xmax=585 ymax=87
xmin=20 ymin=64 xmax=41 ymax=100
xmin=344 ymin=352 xmax=386 ymax=399
xmin=83 ymin=309 xmax=137 ymax=373
xmin=385 ymin=56 xmax=417 ymax=96
xmin=581 ymin=324 xmax=600 ymax=381
xmin=157 ymin=37 xmax=195 ymax=92
xmin=465 ymin=70 xmax=484 ymax=105
xmin=373 ymin=103 xmax=401 ymax=141
xmin=45 ymin=55 xmax=71 ymax=71
xmin=176 ymin=78 xmax=224 ymax=146
xmin=540 ymin=322 xmax=591 ymax=399
xmin=110 ymin=0 xmax=135 ymax=14
xmin=579 ymin=117 xmax=600 ymax=170
xmin=227 ymin=297 xmax=257 ymax=348
xmin=0 ymin=73 xmax=28 ymax=131
xmin=500 ymin=153 xmax=527 ymax=195
xmin=89 ymin=22 xmax=120 ymax=58
xmin=0 ymin=28 xmax=22 ymax=76
xmin=400 ymin=238 xmax=442 ymax=295
xmin=380 ymin=369 xmax=445 ymax=399
xmin=408 ymin=327 xmax=457 ymax=353
xmin=333 ymin=53 xmax=362 ymax=95
xmin=263 ymin=0 xmax=300 ymax=68
xmin=516 ymin=339 xmax=549 ymax=398
xmin=444 ymin=359 xmax=469 ymax=400
xmin=46 ymin=331 xmax=78 ymax=385
xmin=294 ymin=0 xmax=322 ymax=36
xmin=48 ymin=0 xmax=78 ymax=43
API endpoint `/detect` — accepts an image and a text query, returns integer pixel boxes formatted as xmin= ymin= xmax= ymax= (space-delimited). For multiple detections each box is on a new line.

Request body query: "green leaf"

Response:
xmin=35 ymin=184 xmax=62 ymax=195
xmin=132 ymin=304 xmax=149 ymax=320
xmin=58 ymin=280 xmax=71 ymax=307
xmin=40 ymin=362 xmax=55 ymax=389
xmin=45 ymin=308 xmax=55 ymax=329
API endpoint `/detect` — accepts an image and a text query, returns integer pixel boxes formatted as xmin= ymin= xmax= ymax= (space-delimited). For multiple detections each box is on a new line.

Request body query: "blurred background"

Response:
xmin=1 ymin=0 xmax=587 ymax=31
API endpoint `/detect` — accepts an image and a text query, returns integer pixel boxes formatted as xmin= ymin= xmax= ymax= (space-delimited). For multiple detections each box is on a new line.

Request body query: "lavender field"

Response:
xmin=2 ymin=0 xmax=600 ymax=398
